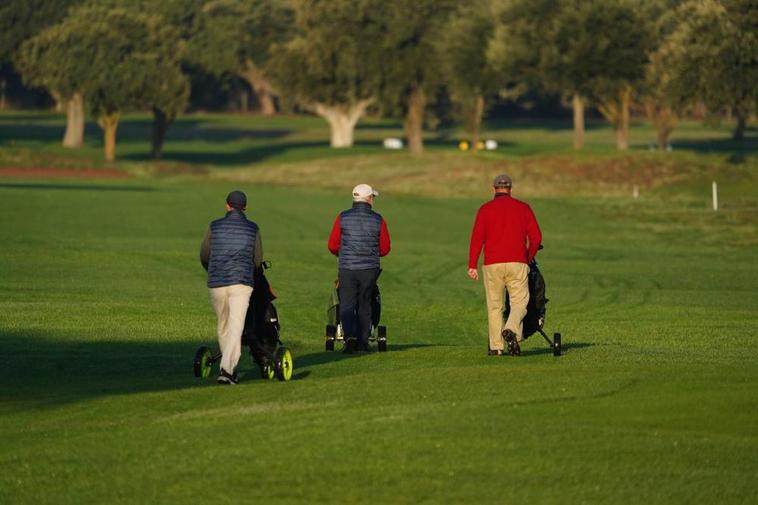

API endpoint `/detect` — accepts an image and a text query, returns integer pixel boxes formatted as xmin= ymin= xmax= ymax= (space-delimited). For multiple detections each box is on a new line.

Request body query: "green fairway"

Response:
xmin=1 ymin=174 xmax=756 ymax=504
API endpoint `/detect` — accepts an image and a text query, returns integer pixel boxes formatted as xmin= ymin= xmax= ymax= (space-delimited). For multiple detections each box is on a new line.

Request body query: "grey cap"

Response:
xmin=493 ymin=174 xmax=512 ymax=188
xmin=226 ymin=190 xmax=247 ymax=209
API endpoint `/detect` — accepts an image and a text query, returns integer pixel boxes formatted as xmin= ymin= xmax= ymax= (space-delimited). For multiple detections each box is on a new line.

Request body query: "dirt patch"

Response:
xmin=0 ymin=167 xmax=128 ymax=179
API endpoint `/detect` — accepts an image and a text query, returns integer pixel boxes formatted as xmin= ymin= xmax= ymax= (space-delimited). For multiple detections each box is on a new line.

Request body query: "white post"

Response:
xmin=633 ymin=185 xmax=639 ymax=199
xmin=712 ymin=181 xmax=718 ymax=211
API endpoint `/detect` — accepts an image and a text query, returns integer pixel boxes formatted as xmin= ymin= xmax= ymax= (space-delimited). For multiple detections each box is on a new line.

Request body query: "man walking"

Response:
xmin=200 ymin=190 xmax=263 ymax=383
xmin=468 ymin=175 xmax=542 ymax=356
xmin=328 ymin=184 xmax=391 ymax=353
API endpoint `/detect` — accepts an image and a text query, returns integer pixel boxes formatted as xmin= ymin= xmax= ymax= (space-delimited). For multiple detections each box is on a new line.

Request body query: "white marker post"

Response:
xmin=712 ymin=181 xmax=718 ymax=211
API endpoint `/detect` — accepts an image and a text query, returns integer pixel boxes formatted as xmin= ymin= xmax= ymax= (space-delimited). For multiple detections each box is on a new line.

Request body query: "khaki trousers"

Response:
xmin=209 ymin=284 xmax=253 ymax=374
xmin=483 ymin=262 xmax=530 ymax=351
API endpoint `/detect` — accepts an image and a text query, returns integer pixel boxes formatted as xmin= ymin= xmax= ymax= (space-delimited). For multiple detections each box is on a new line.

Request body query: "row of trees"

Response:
xmin=0 ymin=0 xmax=755 ymax=161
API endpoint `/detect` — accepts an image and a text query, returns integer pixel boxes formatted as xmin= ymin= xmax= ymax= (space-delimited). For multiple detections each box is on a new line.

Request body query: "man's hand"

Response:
xmin=468 ymin=268 xmax=479 ymax=280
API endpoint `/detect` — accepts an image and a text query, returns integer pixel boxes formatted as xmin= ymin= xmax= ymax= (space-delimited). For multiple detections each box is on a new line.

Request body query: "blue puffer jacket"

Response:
xmin=207 ymin=210 xmax=258 ymax=288
xmin=339 ymin=202 xmax=381 ymax=270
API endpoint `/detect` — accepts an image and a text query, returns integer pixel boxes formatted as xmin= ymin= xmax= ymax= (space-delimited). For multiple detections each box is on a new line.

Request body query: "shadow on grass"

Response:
xmin=0 ymin=117 xmax=293 ymax=147
xmin=668 ymin=136 xmax=757 ymax=159
xmin=295 ymin=343 xmax=438 ymax=368
xmin=0 ymin=182 xmax=155 ymax=192
xmin=123 ymin=139 xmax=389 ymax=166
xmin=0 ymin=329 xmax=442 ymax=409
xmin=520 ymin=340 xmax=594 ymax=357
xmin=125 ymin=140 xmax=330 ymax=165
xmin=0 ymin=329 xmax=338 ymax=409
xmin=0 ymin=330 xmax=202 ymax=409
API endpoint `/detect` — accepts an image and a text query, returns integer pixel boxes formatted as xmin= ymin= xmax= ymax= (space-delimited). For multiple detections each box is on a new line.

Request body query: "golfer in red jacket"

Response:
xmin=468 ymin=174 xmax=542 ymax=356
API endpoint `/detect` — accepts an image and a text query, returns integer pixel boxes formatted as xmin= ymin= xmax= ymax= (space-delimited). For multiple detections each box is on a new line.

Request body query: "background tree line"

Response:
xmin=0 ymin=0 xmax=755 ymax=161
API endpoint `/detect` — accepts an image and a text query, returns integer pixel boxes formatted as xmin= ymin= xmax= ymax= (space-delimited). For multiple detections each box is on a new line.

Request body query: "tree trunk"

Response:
xmin=98 ymin=111 xmax=120 ymax=162
xmin=405 ymin=85 xmax=426 ymax=155
xmin=0 ymin=78 xmax=6 ymax=110
xmin=597 ymin=86 xmax=631 ymax=150
xmin=656 ymin=126 xmax=671 ymax=150
xmin=313 ymin=99 xmax=373 ymax=148
xmin=240 ymin=59 xmax=277 ymax=116
xmin=466 ymin=94 xmax=485 ymax=147
xmin=644 ymin=98 xmax=677 ymax=150
xmin=151 ymin=107 xmax=174 ymax=159
xmin=615 ymin=86 xmax=631 ymax=150
xmin=50 ymin=90 xmax=65 ymax=112
xmin=62 ymin=93 xmax=85 ymax=148
xmin=733 ymin=110 xmax=747 ymax=140
xmin=572 ymin=94 xmax=585 ymax=149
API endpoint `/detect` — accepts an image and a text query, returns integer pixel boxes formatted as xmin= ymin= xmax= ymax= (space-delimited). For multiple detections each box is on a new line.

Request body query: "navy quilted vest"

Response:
xmin=207 ymin=210 xmax=258 ymax=288
xmin=339 ymin=202 xmax=381 ymax=270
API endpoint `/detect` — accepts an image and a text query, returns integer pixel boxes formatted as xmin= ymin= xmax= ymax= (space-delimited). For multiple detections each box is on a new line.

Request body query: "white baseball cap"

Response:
xmin=352 ymin=183 xmax=379 ymax=201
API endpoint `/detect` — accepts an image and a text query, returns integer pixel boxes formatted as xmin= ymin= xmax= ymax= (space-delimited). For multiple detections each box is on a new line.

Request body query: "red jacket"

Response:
xmin=328 ymin=215 xmax=391 ymax=257
xmin=468 ymin=194 xmax=542 ymax=268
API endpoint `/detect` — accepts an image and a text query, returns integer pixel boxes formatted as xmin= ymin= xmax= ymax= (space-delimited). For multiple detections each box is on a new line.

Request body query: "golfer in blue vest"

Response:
xmin=200 ymin=190 xmax=263 ymax=384
xmin=328 ymin=184 xmax=391 ymax=353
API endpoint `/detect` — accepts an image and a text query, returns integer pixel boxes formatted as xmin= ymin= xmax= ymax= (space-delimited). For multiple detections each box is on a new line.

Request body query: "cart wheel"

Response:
xmin=260 ymin=362 xmax=276 ymax=380
xmin=553 ymin=333 xmax=561 ymax=357
xmin=274 ymin=347 xmax=294 ymax=381
xmin=377 ymin=325 xmax=387 ymax=352
xmin=193 ymin=346 xmax=213 ymax=379
xmin=326 ymin=325 xmax=337 ymax=351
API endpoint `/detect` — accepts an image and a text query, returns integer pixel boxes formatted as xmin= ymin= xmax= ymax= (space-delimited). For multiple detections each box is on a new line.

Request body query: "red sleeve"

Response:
xmin=379 ymin=218 xmax=391 ymax=256
xmin=327 ymin=215 xmax=341 ymax=255
xmin=468 ymin=207 xmax=485 ymax=269
xmin=525 ymin=206 xmax=542 ymax=263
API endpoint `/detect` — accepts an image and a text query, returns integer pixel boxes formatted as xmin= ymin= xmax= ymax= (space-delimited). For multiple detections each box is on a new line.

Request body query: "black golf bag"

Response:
xmin=504 ymin=259 xmax=548 ymax=339
xmin=193 ymin=261 xmax=294 ymax=381
xmin=504 ymin=258 xmax=561 ymax=355
xmin=242 ymin=264 xmax=281 ymax=367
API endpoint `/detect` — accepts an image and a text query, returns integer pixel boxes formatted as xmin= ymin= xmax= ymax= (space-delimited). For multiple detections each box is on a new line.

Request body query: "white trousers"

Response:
xmin=209 ymin=284 xmax=253 ymax=374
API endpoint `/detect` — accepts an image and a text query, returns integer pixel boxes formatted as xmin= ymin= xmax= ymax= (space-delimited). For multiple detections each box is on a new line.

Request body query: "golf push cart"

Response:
xmin=504 ymin=247 xmax=562 ymax=356
xmin=324 ymin=270 xmax=387 ymax=352
xmin=194 ymin=261 xmax=294 ymax=381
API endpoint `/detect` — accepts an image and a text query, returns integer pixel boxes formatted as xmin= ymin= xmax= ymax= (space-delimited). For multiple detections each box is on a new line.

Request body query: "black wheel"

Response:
xmin=274 ymin=347 xmax=294 ymax=381
xmin=553 ymin=332 xmax=561 ymax=356
xmin=193 ymin=346 xmax=213 ymax=379
xmin=260 ymin=361 xmax=275 ymax=380
xmin=326 ymin=325 xmax=337 ymax=351
xmin=377 ymin=325 xmax=387 ymax=352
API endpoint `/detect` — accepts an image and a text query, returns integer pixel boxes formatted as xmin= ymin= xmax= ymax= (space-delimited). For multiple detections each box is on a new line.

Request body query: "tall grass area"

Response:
xmin=0 ymin=176 xmax=756 ymax=504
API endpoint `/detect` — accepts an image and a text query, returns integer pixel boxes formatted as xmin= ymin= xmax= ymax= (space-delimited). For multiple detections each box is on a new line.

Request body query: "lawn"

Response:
xmin=1 ymin=176 xmax=756 ymax=504
xmin=0 ymin=112 xmax=756 ymax=504
xmin=1 ymin=110 xmax=755 ymax=170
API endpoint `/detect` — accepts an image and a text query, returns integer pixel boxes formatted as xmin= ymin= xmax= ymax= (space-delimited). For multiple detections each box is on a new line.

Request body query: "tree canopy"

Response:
xmin=189 ymin=0 xmax=293 ymax=114
xmin=267 ymin=0 xmax=384 ymax=147
xmin=437 ymin=1 xmax=501 ymax=145
xmin=16 ymin=5 xmax=188 ymax=160
xmin=658 ymin=0 xmax=758 ymax=139
xmin=3 ymin=0 xmax=755 ymax=154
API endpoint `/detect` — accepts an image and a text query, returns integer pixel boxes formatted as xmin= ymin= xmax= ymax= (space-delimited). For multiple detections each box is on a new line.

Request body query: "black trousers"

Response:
xmin=338 ymin=268 xmax=379 ymax=344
